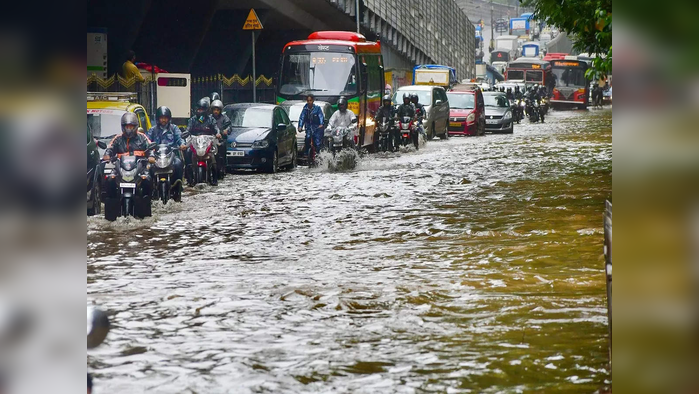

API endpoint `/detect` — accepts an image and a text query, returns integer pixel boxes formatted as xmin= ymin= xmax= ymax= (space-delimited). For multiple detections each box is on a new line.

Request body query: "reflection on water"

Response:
xmin=88 ymin=109 xmax=612 ymax=392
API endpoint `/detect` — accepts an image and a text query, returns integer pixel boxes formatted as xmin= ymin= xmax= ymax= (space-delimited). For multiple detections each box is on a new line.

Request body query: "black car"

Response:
xmin=224 ymin=103 xmax=297 ymax=173
xmin=482 ymin=92 xmax=514 ymax=134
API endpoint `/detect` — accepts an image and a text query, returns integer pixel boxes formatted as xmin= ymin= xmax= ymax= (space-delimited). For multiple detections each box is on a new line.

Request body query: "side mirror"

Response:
xmin=435 ymin=100 xmax=443 ymax=105
xmin=137 ymin=127 xmax=144 ymax=134
xmin=181 ymin=131 xmax=190 ymax=139
xmin=276 ymin=123 xmax=287 ymax=131
xmin=96 ymin=140 xmax=107 ymax=149
xmin=351 ymin=118 xmax=358 ymax=124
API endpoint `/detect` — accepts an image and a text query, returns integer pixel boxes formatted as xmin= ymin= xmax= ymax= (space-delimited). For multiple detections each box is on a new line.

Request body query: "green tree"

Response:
xmin=521 ymin=0 xmax=612 ymax=79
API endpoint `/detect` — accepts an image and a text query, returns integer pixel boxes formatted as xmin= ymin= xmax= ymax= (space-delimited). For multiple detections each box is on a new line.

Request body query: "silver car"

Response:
xmin=482 ymin=92 xmax=514 ymax=134
xmin=393 ymin=85 xmax=450 ymax=140
xmin=279 ymin=100 xmax=334 ymax=153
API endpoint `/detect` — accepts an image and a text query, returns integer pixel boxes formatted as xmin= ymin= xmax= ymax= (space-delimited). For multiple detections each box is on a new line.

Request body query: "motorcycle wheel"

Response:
xmin=87 ymin=172 xmax=101 ymax=216
xmin=122 ymin=197 xmax=133 ymax=217
xmin=160 ymin=180 xmax=170 ymax=205
xmin=173 ymin=181 xmax=182 ymax=202
xmin=196 ymin=166 xmax=206 ymax=185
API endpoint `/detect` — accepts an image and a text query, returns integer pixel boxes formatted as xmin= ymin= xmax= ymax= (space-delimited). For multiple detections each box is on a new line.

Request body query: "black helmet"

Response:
xmin=410 ymin=93 xmax=418 ymax=103
xmin=337 ymin=96 xmax=348 ymax=111
xmin=402 ymin=93 xmax=410 ymax=103
xmin=211 ymin=92 xmax=221 ymax=101
xmin=211 ymin=99 xmax=224 ymax=112
xmin=382 ymin=94 xmax=392 ymax=106
xmin=156 ymin=106 xmax=172 ymax=121
xmin=506 ymin=87 xmax=512 ymax=93
xmin=197 ymin=98 xmax=210 ymax=114
xmin=121 ymin=112 xmax=139 ymax=138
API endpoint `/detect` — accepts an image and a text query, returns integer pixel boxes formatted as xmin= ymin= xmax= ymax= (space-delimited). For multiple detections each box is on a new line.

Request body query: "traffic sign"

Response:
xmin=243 ymin=9 xmax=263 ymax=30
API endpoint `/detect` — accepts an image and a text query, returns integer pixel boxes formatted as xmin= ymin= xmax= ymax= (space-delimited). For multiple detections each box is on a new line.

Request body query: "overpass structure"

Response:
xmin=88 ymin=0 xmax=477 ymax=81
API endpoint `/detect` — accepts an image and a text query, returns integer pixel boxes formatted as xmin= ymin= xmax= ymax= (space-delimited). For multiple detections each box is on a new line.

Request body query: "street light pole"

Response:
xmin=490 ymin=0 xmax=494 ymax=52
xmin=356 ymin=0 xmax=360 ymax=33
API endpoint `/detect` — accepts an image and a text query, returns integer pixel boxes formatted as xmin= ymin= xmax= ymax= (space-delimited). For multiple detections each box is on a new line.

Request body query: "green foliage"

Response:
xmin=521 ymin=0 xmax=612 ymax=78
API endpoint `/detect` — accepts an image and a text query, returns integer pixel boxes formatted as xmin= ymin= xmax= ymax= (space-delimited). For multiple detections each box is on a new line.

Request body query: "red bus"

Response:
xmin=505 ymin=57 xmax=553 ymax=91
xmin=543 ymin=52 xmax=568 ymax=61
xmin=277 ymin=31 xmax=384 ymax=150
xmin=549 ymin=59 xmax=590 ymax=109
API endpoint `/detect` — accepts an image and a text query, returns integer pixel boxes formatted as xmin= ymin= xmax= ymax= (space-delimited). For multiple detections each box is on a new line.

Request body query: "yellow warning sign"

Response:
xmin=243 ymin=9 xmax=263 ymax=30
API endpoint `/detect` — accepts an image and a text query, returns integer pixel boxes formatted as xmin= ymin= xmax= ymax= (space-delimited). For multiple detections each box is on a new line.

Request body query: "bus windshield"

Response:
xmin=279 ymin=52 xmax=357 ymax=96
xmin=507 ymin=70 xmax=524 ymax=80
xmin=525 ymin=70 xmax=543 ymax=82
xmin=552 ymin=67 xmax=587 ymax=87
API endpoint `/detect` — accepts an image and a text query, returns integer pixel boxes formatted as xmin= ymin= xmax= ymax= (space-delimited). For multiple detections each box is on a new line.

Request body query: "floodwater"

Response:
xmin=88 ymin=108 xmax=612 ymax=393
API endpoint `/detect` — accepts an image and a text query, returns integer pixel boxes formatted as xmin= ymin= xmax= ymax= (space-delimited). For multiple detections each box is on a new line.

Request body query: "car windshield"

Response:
xmin=288 ymin=106 xmax=304 ymax=123
xmin=279 ymin=52 xmax=357 ymax=96
xmin=446 ymin=93 xmax=474 ymax=109
xmin=227 ymin=107 xmax=272 ymax=128
xmin=393 ymin=90 xmax=432 ymax=105
xmin=552 ymin=67 xmax=587 ymax=88
xmin=87 ymin=112 xmax=124 ymax=138
xmin=484 ymin=94 xmax=510 ymax=107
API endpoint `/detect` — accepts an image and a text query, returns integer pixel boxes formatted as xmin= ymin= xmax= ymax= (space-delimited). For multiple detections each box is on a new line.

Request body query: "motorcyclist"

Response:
xmin=409 ymin=93 xmax=427 ymax=140
xmin=527 ymin=85 xmax=545 ymax=122
xmin=376 ymin=94 xmax=396 ymax=150
xmin=395 ymin=93 xmax=415 ymax=151
xmin=103 ymin=112 xmax=154 ymax=163
xmin=146 ymin=106 xmax=186 ymax=195
xmin=514 ymin=86 xmax=524 ymax=100
xmin=506 ymin=88 xmax=515 ymax=102
xmin=298 ymin=93 xmax=325 ymax=158
xmin=327 ymin=96 xmax=357 ymax=147
xmin=211 ymin=99 xmax=230 ymax=179
xmin=185 ymin=98 xmax=221 ymax=185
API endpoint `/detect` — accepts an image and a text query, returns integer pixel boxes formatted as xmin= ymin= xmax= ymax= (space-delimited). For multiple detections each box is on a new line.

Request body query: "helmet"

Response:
xmin=382 ymin=94 xmax=392 ymax=106
xmin=410 ymin=93 xmax=418 ymax=103
xmin=402 ymin=93 xmax=410 ymax=103
xmin=337 ymin=96 xmax=348 ymax=111
xmin=211 ymin=92 xmax=221 ymax=101
xmin=121 ymin=112 xmax=139 ymax=138
xmin=196 ymin=98 xmax=210 ymax=114
xmin=506 ymin=88 xmax=512 ymax=93
xmin=156 ymin=106 xmax=172 ymax=121
xmin=211 ymin=99 xmax=224 ymax=112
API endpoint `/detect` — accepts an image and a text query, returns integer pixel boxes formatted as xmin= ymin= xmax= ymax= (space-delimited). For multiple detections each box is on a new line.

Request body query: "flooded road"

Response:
xmin=88 ymin=108 xmax=612 ymax=393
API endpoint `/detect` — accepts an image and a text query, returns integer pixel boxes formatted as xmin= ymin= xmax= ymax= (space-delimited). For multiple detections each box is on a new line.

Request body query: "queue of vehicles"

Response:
xmin=87 ymin=31 xmax=548 ymax=222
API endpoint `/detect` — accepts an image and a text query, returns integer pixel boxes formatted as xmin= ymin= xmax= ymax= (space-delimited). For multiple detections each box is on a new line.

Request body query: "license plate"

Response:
xmin=228 ymin=151 xmax=245 ymax=157
xmin=449 ymin=121 xmax=462 ymax=127
xmin=120 ymin=182 xmax=136 ymax=188
xmin=486 ymin=119 xmax=499 ymax=124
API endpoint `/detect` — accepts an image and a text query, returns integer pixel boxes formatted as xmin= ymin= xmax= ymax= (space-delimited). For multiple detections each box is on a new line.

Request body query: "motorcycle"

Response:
xmin=101 ymin=144 xmax=156 ymax=221
xmin=512 ymin=99 xmax=525 ymax=124
xmin=151 ymin=143 xmax=183 ymax=204
xmin=525 ymin=98 xmax=541 ymax=123
xmin=398 ymin=116 xmax=419 ymax=150
xmin=376 ymin=118 xmax=393 ymax=153
xmin=187 ymin=134 xmax=219 ymax=186
xmin=324 ymin=118 xmax=358 ymax=156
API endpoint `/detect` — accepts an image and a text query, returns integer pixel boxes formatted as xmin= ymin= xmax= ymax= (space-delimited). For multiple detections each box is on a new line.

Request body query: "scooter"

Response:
xmin=187 ymin=134 xmax=219 ymax=186
xmin=101 ymin=143 xmax=156 ymax=221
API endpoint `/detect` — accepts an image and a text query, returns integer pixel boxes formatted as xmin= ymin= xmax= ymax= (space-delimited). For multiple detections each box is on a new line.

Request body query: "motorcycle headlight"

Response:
xmin=122 ymin=168 xmax=137 ymax=182
xmin=252 ymin=139 xmax=269 ymax=149
xmin=520 ymin=101 xmax=526 ymax=107
xmin=504 ymin=112 xmax=512 ymax=120
xmin=467 ymin=113 xmax=475 ymax=123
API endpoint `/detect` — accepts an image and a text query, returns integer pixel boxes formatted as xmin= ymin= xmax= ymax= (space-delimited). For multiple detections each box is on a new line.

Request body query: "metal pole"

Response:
xmin=252 ymin=31 xmax=257 ymax=103
xmin=355 ymin=0 xmax=360 ymax=33
xmin=490 ymin=1 xmax=494 ymax=51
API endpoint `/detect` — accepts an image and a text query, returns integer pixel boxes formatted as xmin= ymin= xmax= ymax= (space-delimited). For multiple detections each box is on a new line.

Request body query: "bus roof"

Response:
xmin=508 ymin=57 xmax=550 ymax=67
xmin=283 ymin=31 xmax=381 ymax=53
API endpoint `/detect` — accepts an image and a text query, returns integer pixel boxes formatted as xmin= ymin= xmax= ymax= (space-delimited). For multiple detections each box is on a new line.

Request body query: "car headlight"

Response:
xmin=504 ymin=112 xmax=512 ymax=120
xmin=252 ymin=140 xmax=269 ymax=149
xmin=467 ymin=113 xmax=475 ymax=123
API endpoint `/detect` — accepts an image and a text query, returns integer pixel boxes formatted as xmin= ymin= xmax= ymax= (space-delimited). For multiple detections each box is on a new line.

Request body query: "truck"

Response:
xmin=495 ymin=35 xmax=519 ymax=60
xmin=509 ymin=17 xmax=529 ymax=38
xmin=87 ymin=28 xmax=108 ymax=78
xmin=412 ymin=65 xmax=458 ymax=90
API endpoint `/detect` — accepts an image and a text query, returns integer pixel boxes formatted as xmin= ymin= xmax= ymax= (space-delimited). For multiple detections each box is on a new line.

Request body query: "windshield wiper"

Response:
xmin=303 ymin=89 xmax=328 ymax=92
